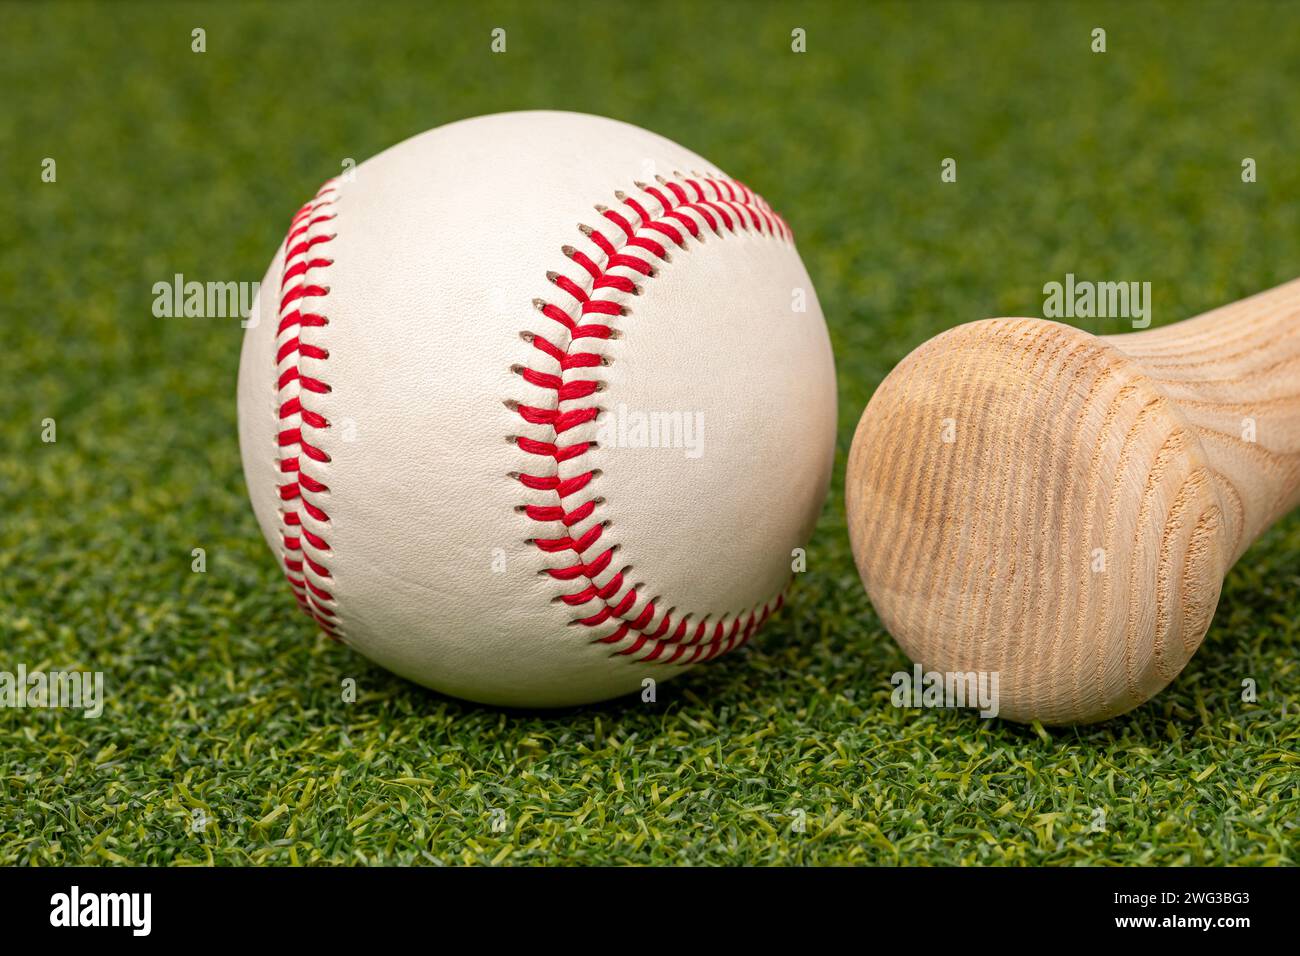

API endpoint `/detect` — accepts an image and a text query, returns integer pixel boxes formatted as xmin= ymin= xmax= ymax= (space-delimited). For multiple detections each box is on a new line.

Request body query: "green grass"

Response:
xmin=2 ymin=0 xmax=1298 ymax=865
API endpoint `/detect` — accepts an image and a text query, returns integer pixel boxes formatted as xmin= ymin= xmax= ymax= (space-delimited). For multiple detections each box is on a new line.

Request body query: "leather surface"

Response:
xmin=237 ymin=111 xmax=836 ymax=706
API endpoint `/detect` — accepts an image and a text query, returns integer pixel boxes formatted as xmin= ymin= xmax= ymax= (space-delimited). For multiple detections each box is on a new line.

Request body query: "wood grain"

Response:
xmin=847 ymin=279 xmax=1300 ymax=723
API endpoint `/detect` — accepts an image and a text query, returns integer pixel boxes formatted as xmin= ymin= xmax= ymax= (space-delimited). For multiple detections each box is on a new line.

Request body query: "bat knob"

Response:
xmin=847 ymin=317 xmax=1234 ymax=724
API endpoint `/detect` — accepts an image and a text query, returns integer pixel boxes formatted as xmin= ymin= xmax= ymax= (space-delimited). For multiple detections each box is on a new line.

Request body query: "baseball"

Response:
xmin=237 ymin=111 xmax=837 ymax=707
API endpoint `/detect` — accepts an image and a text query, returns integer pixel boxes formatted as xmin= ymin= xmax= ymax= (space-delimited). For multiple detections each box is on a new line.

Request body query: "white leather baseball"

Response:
xmin=237 ymin=111 xmax=836 ymax=706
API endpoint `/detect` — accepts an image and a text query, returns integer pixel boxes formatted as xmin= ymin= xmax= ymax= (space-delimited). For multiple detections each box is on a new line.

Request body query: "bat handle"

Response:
xmin=1103 ymin=278 xmax=1300 ymax=561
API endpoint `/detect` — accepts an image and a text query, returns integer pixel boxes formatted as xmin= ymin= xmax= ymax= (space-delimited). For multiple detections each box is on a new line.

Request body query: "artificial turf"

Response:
xmin=1 ymin=0 xmax=1297 ymax=866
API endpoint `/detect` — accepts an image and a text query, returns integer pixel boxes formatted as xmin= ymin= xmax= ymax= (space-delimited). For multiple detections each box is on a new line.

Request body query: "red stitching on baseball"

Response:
xmin=512 ymin=172 xmax=793 ymax=664
xmin=274 ymin=181 xmax=341 ymax=639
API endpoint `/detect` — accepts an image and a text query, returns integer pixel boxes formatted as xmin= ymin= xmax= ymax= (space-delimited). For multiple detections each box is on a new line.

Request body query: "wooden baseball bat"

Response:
xmin=846 ymin=279 xmax=1300 ymax=724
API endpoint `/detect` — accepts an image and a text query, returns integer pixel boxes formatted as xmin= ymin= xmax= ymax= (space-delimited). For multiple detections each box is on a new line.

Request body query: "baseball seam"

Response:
xmin=510 ymin=171 xmax=792 ymax=664
xmin=274 ymin=179 xmax=342 ymax=637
